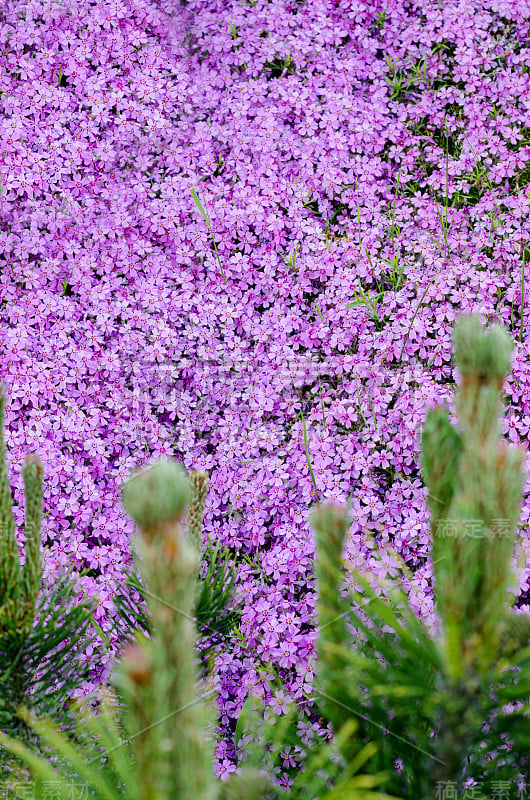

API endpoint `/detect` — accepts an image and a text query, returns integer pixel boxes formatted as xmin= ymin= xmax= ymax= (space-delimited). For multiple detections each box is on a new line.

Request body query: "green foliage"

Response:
xmin=110 ymin=470 xmax=243 ymax=682
xmin=233 ymin=670 xmax=395 ymax=800
xmin=310 ymin=313 xmax=530 ymax=798
xmin=383 ymin=55 xmax=428 ymax=100
xmin=194 ymin=538 xmax=244 ymax=680
xmin=0 ymin=385 xmax=112 ymax=795
xmin=190 ymin=185 xmax=227 ymax=284
xmin=2 ymin=700 xmax=132 ymax=800
xmin=0 ymin=460 xmax=271 ymax=800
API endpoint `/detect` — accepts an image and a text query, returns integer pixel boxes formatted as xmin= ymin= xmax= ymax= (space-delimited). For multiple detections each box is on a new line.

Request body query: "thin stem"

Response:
xmin=391 ymin=167 xmax=402 ymax=252
xmin=297 ymin=392 xmax=320 ymax=503
xmin=398 ymin=265 xmax=443 ymax=364
xmin=190 ymin=184 xmax=227 ymax=285
xmin=355 ymin=179 xmax=362 ymax=246
xmin=521 ymin=242 xmax=526 ymax=343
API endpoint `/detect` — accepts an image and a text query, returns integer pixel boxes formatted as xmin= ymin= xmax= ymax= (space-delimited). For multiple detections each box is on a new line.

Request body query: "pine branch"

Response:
xmin=109 ymin=469 xmax=242 ymax=683
xmin=20 ymin=455 xmax=44 ymax=628
xmin=1 ymin=459 xmax=272 ymax=800
xmin=0 ymin=388 xmax=22 ymax=613
xmin=310 ymin=313 xmax=530 ymax=799
xmin=0 ymin=386 xmax=113 ymax=793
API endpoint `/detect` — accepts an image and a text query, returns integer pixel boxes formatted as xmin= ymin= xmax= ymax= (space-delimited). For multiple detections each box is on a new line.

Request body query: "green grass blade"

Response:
xmin=190 ymin=187 xmax=209 ymax=223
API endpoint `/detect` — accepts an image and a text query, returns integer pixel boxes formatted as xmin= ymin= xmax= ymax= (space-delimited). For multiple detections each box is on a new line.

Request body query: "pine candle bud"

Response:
xmin=452 ymin=313 xmax=513 ymax=384
xmin=121 ymin=460 xmax=190 ymax=536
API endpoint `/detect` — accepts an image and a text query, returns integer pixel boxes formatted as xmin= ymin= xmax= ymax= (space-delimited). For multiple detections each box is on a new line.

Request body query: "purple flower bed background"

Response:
xmin=1 ymin=0 xmax=530 ymax=783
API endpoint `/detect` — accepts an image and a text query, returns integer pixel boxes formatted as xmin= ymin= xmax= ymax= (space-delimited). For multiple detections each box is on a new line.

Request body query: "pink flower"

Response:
xmin=217 ymin=759 xmax=237 ymax=781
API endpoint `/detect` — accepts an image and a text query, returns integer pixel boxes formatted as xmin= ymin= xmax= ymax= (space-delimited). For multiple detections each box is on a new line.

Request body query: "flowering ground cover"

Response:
xmin=1 ymin=0 xmax=530 ymax=787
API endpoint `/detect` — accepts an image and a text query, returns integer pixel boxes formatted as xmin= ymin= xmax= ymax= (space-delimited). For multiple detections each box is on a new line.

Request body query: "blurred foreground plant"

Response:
xmin=0 ymin=386 xmax=244 ymax=798
xmin=0 ymin=460 xmax=273 ymax=800
xmin=0 ymin=459 xmax=388 ymax=800
xmin=0 ymin=385 xmax=112 ymax=797
xmin=110 ymin=467 xmax=243 ymax=683
xmin=309 ymin=313 xmax=530 ymax=799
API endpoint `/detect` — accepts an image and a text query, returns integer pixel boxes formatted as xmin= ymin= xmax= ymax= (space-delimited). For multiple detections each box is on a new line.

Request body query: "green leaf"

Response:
xmin=0 ymin=732 xmax=76 ymax=800
xmin=347 ymin=569 xmax=430 ymax=665
xmin=87 ymin=612 xmax=111 ymax=650
xmin=0 ymin=565 xmax=106 ymax=784
xmin=75 ymin=699 xmax=135 ymax=791
xmin=234 ymin=694 xmax=263 ymax=756
xmin=0 ymin=707 xmax=133 ymax=800
xmin=112 ymin=570 xmax=152 ymax=638
xmin=320 ymin=779 xmax=397 ymax=800
xmin=190 ymin=187 xmax=209 ymax=223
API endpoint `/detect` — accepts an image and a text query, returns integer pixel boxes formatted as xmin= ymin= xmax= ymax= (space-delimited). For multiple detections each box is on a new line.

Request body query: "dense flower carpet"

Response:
xmin=1 ymin=0 xmax=530 ymax=785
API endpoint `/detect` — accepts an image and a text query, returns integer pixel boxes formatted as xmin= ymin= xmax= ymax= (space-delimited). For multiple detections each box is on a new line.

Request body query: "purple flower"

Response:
xmin=268 ymin=690 xmax=292 ymax=716
xmin=217 ymin=759 xmax=237 ymax=782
